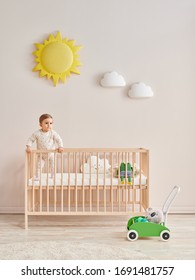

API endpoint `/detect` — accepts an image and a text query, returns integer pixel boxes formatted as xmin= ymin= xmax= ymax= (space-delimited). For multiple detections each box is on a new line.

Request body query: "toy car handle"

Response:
xmin=162 ymin=186 xmax=180 ymax=224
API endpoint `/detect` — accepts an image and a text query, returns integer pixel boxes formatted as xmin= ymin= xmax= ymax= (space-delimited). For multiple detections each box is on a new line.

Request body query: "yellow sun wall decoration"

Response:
xmin=33 ymin=31 xmax=82 ymax=86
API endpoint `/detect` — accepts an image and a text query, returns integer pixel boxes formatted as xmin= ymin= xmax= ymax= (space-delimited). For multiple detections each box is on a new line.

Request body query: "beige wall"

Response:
xmin=0 ymin=0 xmax=194 ymax=213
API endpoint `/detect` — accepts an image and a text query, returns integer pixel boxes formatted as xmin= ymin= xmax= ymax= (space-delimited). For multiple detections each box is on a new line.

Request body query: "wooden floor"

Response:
xmin=0 ymin=214 xmax=195 ymax=259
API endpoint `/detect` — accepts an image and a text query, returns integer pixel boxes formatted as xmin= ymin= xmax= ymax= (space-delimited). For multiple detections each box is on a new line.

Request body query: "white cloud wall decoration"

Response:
xmin=128 ymin=82 xmax=154 ymax=98
xmin=100 ymin=71 xmax=126 ymax=87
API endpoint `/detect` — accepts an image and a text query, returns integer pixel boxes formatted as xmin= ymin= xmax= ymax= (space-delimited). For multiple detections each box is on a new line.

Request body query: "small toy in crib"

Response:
xmin=119 ymin=162 xmax=133 ymax=185
xmin=81 ymin=155 xmax=111 ymax=174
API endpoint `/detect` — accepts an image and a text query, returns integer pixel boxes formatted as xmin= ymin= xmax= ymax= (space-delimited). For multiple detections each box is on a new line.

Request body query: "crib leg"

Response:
xmin=25 ymin=213 xmax=28 ymax=229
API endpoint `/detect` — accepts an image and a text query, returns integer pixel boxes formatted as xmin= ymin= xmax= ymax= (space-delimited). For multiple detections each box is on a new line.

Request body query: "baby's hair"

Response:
xmin=39 ymin=114 xmax=53 ymax=124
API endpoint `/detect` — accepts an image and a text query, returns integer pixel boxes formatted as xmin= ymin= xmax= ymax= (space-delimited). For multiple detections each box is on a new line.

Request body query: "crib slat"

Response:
xmin=125 ymin=152 xmax=128 ymax=212
xmin=39 ymin=152 xmax=43 ymax=212
xmin=96 ymin=152 xmax=99 ymax=213
xmin=32 ymin=153 xmax=35 ymax=212
xmin=139 ymin=151 xmax=142 ymax=212
xmin=132 ymin=152 xmax=136 ymax=212
xmin=103 ymin=153 xmax=106 ymax=213
xmin=82 ymin=152 xmax=85 ymax=212
xmin=25 ymin=152 xmax=29 ymax=229
xmin=46 ymin=153 xmax=49 ymax=212
xmin=75 ymin=152 xmax=78 ymax=212
xmin=89 ymin=154 xmax=92 ymax=212
xmin=54 ymin=152 xmax=57 ymax=212
xmin=68 ymin=152 xmax=70 ymax=212
xmin=117 ymin=152 xmax=120 ymax=212
xmin=110 ymin=152 xmax=113 ymax=212
xmin=61 ymin=153 xmax=64 ymax=212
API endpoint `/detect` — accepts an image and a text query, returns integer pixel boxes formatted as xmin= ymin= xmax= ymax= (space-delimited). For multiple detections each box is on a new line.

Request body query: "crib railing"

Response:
xmin=25 ymin=148 xmax=149 ymax=228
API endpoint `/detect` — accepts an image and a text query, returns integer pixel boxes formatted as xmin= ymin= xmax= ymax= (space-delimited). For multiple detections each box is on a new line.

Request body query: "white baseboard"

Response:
xmin=148 ymin=206 xmax=195 ymax=214
xmin=0 ymin=206 xmax=24 ymax=214
xmin=0 ymin=206 xmax=195 ymax=214
xmin=171 ymin=206 xmax=195 ymax=214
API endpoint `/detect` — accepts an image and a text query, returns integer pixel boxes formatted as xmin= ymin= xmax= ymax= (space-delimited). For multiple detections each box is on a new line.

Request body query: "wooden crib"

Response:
xmin=25 ymin=148 xmax=149 ymax=228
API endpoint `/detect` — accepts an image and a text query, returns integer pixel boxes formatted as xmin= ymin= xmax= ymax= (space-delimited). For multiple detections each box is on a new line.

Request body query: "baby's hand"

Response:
xmin=26 ymin=146 xmax=32 ymax=153
xmin=57 ymin=147 xmax=64 ymax=153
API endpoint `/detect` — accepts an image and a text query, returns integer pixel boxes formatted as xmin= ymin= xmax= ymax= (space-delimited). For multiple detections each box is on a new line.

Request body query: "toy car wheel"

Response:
xmin=160 ymin=230 xmax=170 ymax=241
xmin=127 ymin=230 xmax=138 ymax=241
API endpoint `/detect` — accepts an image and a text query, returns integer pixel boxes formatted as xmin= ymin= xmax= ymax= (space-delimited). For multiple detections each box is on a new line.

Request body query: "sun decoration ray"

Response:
xmin=33 ymin=31 xmax=82 ymax=86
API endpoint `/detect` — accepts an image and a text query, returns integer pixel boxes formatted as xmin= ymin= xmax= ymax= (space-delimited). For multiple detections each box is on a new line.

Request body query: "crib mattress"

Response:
xmin=28 ymin=173 xmax=147 ymax=187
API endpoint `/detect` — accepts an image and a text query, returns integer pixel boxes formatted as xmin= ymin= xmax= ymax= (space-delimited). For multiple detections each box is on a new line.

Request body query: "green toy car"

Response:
xmin=127 ymin=186 xmax=180 ymax=241
xmin=127 ymin=216 xmax=170 ymax=241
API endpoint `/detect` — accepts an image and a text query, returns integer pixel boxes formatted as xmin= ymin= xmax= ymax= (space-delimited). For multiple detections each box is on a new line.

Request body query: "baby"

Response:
xmin=26 ymin=114 xmax=64 ymax=178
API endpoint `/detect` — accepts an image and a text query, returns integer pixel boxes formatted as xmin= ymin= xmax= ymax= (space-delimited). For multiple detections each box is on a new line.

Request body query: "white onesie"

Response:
xmin=27 ymin=129 xmax=63 ymax=150
xmin=27 ymin=129 xmax=63 ymax=177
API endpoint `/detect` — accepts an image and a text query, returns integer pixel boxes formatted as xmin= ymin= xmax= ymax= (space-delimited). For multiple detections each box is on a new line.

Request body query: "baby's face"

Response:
xmin=40 ymin=117 xmax=53 ymax=132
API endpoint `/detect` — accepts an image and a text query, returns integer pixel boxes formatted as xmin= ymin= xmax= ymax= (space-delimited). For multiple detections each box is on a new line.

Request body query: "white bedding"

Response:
xmin=28 ymin=173 xmax=147 ymax=187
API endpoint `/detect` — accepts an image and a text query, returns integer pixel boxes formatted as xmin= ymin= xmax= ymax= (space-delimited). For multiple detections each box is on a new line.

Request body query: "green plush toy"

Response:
xmin=119 ymin=162 xmax=133 ymax=185
xmin=134 ymin=217 xmax=148 ymax=223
